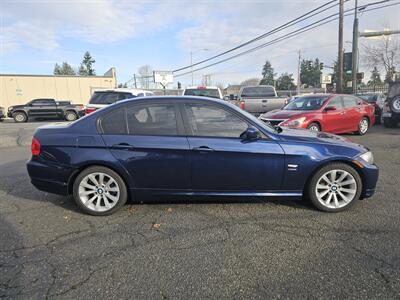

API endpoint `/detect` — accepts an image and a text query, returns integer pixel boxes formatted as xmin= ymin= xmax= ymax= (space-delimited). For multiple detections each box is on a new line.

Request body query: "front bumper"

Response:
xmin=356 ymin=161 xmax=379 ymax=199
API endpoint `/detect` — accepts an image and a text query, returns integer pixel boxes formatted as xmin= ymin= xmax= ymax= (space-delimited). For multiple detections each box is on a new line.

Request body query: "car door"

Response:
xmin=28 ymin=99 xmax=57 ymax=117
xmin=182 ymin=102 xmax=285 ymax=191
xmin=322 ymin=96 xmax=345 ymax=133
xmin=342 ymin=96 xmax=362 ymax=131
xmin=100 ymin=101 xmax=191 ymax=190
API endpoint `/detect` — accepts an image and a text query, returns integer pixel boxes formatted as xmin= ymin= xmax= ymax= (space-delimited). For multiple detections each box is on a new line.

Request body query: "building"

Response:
xmin=0 ymin=68 xmax=117 ymax=109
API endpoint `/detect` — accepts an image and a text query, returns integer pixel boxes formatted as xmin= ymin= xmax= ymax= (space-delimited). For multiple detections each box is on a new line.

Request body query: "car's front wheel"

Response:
xmin=13 ymin=112 xmax=27 ymax=123
xmin=65 ymin=111 xmax=78 ymax=121
xmin=356 ymin=117 xmax=369 ymax=135
xmin=73 ymin=166 xmax=128 ymax=216
xmin=307 ymin=163 xmax=362 ymax=212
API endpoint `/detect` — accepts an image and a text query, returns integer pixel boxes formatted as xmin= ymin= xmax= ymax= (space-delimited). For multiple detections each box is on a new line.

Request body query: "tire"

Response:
xmin=389 ymin=96 xmax=400 ymax=113
xmin=356 ymin=117 xmax=369 ymax=135
xmin=65 ymin=111 xmax=78 ymax=121
xmin=307 ymin=163 xmax=362 ymax=212
xmin=73 ymin=166 xmax=128 ymax=216
xmin=307 ymin=122 xmax=320 ymax=132
xmin=12 ymin=112 xmax=27 ymax=123
xmin=383 ymin=117 xmax=397 ymax=128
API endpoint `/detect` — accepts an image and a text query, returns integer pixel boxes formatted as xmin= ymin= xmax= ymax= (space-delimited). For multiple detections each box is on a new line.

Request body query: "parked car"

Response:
xmin=182 ymin=86 xmax=223 ymax=99
xmin=356 ymin=92 xmax=385 ymax=124
xmin=382 ymin=82 xmax=400 ymax=128
xmin=85 ymin=88 xmax=154 ymax=114
xmin=27 ymin=96 xmax=378 ymax=216
xmin=0 ymin=107 xmax=5 ymax=121
xmin=7 ymin=99 xmax=85 ymax=123
xmin=236 ymin=85 xmax=287 ymax=115
xmin=258 ymin=94 xmax=375 ymax=135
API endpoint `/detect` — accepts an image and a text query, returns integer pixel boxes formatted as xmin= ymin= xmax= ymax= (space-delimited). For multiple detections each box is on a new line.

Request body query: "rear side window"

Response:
xmin=185 ymin=104 xmax=248 ymax=138
xmin=127 ymin=104 xmax=178 ymax=136
xmin=89 ymin=92 xmax=132 ymax=105
xmin=101 ymin=109 xmax=127 ymax=134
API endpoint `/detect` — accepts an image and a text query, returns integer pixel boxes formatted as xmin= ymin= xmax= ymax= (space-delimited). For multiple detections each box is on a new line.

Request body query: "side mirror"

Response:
xmin=240 ymin=127 xmax=261 ymax=141
xmin=324 ymin=105 xmax=337 ymax=112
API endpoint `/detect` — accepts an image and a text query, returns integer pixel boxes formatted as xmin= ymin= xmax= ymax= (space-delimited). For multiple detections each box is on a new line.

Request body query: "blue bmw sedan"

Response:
xmin=27 ymin=96 xmax=378 ymax=215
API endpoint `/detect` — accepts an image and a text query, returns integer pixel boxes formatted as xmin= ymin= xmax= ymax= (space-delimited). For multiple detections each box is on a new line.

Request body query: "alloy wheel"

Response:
xmin=78 ymin=172 xmax=120 ymax=212
xmin=359 ymin=118 xmax=368 ymax=134
xmin=315 ymin=169 xmax=357 ymax=209
xmin=308 ymin=124 xmax=320 ymax=131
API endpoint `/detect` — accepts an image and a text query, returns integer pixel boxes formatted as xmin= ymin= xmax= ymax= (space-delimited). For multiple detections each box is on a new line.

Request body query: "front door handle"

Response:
xmin=192 ymin=146 xmax=214 ymax=152
xmin=111 ymin=143 xmax=135 ymax=150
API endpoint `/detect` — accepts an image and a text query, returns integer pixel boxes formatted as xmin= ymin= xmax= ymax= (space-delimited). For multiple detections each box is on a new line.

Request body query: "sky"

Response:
xmin=0 ymin=0 xmax=399 ymax=88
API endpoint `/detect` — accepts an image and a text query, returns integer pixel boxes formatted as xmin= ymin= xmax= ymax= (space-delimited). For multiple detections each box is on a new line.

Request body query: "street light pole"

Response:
xmin=352 ymin=0 xmax=359 ymax=93
xmin=337 ymin=0 xmax=344 ymax=93
xmin=190 ymin=51 xmax=194 ymax=86
xmin=297 ymin=50 xmax=301 ymax=95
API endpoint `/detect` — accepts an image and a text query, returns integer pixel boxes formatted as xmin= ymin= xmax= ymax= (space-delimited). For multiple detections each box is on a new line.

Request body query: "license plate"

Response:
xmin=383 ymin=112 xmax=392 ymax=117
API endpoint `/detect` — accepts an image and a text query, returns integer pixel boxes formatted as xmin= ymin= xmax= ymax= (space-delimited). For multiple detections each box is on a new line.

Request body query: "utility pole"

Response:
xmin=190 ymin=51 xmax=194 ymax=86
xmin=297 ymin=50 xmax=301 ymax=95
xmin=337 ymin=0 xmax=344 ymax=93
xmin=133 ymin=74 xmax=137 ymax=89
xmin=352 ymin=0 xmax=359 ymax=93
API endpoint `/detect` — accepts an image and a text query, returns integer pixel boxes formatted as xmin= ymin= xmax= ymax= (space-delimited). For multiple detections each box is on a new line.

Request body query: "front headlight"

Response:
xmin=287 ymin=117 xmax=306 ymax=127
xmin=8 ymin=106 xmax=13 ymax=111
xmin=359 ymin=151 xmax=374 ymax=164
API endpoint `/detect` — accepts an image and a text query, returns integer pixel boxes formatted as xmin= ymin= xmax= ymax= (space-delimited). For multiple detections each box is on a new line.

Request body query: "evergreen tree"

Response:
xmin=368 ymin=67 xmax=382 ymax=86
xmin=53 ymin=62 xmax=76 ymax=75
xmin=276 ymin=73 xmax=296 ymax=90
xmin=260 ymin=60 xmax=275 ymax=85
xmin=78 ymin=51 xmax=96 ymax=76
xmin=300 ymin=58 xmax=323 ymax=87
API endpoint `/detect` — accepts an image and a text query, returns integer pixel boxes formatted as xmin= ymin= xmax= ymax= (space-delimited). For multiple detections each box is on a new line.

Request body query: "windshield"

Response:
xmin=241 ymin=86 xmax=275 ymax=97
xmin=283 ymin=96 xmax=329 ymax=111
xmin=184 ymin=88 xmax=220 ymax=99
xmin=357 ymin=94 xmax=377 ymax=103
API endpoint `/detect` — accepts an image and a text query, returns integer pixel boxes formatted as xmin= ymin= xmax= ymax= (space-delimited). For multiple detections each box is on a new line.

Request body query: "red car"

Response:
xmin=259 ymin=94 xmax=375 ymax=135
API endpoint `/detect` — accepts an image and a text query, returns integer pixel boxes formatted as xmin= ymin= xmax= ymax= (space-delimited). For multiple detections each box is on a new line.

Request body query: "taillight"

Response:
xmin=239 ymin=101 xmax=245 ymax=110
xmin=85 ymin=107 xmax=96 ymax=114
xmin=31 ymin=138 xmax=41 ymax=156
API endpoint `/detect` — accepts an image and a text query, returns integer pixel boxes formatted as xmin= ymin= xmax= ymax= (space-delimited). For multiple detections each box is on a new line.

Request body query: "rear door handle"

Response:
xmin=111 ymin=143 xmax=135 ymax=150
xmin=192 ymin=146 xmax=214 ymax=152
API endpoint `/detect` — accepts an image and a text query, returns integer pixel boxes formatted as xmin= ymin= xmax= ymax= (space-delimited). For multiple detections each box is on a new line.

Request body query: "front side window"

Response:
xmin=326 ymin=97 xmax=344 ymax=109
xmin=185 ymin=104 xmax=248 ymax=138
xmin=31 ymin=99 xmax=55 ymax=106
xmin=127 ymin=104 xmax=178 ymax=136
xmin=343 ymin=96 xmax=358 ymax=108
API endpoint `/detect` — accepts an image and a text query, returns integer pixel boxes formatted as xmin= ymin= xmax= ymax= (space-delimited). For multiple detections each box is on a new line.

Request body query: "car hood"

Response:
xmin=260 ymin=109 xmax=311 ymax=119
xmin=277 ymin=127 xmax=367 ymax=152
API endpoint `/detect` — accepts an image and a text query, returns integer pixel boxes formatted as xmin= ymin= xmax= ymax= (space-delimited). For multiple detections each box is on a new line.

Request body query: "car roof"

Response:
xmin=93 ymin=88 xmax=153 ymax=94
xmin=184 ymin=86 xmax=220 ymax=89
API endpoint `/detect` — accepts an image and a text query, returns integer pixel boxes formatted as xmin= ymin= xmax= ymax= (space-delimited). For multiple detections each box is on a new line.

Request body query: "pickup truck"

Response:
xmin=7 ymin=99 xmax=85 ymax=123
xmin=236 ymin=85 xmax=287 ymax=115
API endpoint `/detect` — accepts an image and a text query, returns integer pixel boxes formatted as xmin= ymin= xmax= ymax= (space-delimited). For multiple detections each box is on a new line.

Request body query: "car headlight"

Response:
xmin=286 ymin=117 xmax=306 ymax=127
xmin=8 ymin=106 xmax=13 ymax=111
xmin=359 ymin=151 xmax=374 ymax=164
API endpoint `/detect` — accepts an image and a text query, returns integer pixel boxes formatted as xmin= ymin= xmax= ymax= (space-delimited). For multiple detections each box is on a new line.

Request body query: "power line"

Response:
xmin=174 ymin=0 xmax=398 ymax=78
xmin=173 ymin=0 xmax=342 ymax=73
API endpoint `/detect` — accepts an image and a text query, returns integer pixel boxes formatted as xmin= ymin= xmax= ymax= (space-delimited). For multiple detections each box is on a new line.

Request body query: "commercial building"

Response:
xmin=0 ymin=68 xmax=116 ymax=109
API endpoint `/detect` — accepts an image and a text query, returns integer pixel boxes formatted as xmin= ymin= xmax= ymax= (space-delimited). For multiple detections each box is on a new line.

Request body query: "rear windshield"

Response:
xmin=357 ymin=94 xmax=377 ymax=103
xmin=89 ymin=92 xmax=134 ymax=105
xmin=240 ymin=86 xmax=275 ymax=97
xmin=284 ymin=96 xmax=329 ymax=111
xmin=184 ymin=88 xmax=220 ymax=99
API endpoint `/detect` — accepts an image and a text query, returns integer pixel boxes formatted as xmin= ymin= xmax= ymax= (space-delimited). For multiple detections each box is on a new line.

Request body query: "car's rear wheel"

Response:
xmin=307 ymin=163 xmax=362 ymax=212
xmin=307 ymin=122 xmax=320 ymax=132
xmin=65 ymin=111 xmax=78 ymax=121
xmin=389 ymin=96 xmax=400 ymax=113
xmin=356 ymin=117 xmax=369 ymax=135
xmin=13 ymin=112 xmax=27 ymax=123
xmin=73 ymin=166 xmax=127 ymax=216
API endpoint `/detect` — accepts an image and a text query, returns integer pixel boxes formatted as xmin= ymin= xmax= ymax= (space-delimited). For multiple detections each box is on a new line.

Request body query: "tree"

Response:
xmin=118 ymin=83 xmax=128 ymax=88
xmin=260 ymin=60 xmax=275 ymax=85
xmin=275 ymin=73 xmax=296 ymax=90
xmin=331 ymin=58 xmax=351 ymax=92
xmin=368 ymin=67 xmax=382 ymax=86
xmin=240 ymin=78 xmax=260 ymax=86
xmin=362 ymin=36 xmax=400 ymax=83
xmin=300 ymin=58 xmax=323 ymax=87
xmin=138 ymin=65 xmax=153 ymax=89
xmin=78 ymin=51 xmax=96 ymax=76
xmin=53 ymin=62 xmax=76 ymax=75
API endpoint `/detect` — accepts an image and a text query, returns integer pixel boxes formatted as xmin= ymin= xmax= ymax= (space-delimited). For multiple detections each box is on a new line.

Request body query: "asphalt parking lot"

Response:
xmin=1 ymin=121 xmax=399 ymax=299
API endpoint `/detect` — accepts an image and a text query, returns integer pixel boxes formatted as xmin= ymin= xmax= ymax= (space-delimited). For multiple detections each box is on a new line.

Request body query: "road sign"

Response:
xmin=153 ymin=71 xmax=173 ymax=86
xmin=321 ymin=74 xmax=332 ymax=84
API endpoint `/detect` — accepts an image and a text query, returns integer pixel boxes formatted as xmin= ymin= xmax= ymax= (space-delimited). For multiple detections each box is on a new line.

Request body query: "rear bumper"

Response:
xmin=27 ymin=158 xmax=76 ymax=196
